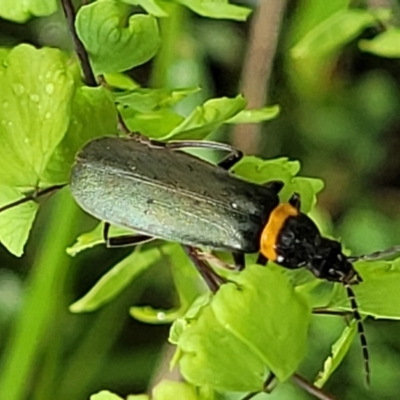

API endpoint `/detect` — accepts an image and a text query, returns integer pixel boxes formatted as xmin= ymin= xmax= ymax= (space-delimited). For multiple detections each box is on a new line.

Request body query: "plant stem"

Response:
xmin=0 ymin=190 xmax=79 ymax=400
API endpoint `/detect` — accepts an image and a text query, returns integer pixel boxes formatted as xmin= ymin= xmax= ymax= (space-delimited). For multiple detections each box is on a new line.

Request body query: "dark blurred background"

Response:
xmin=1 ymin=1 xmax=400 ymax=399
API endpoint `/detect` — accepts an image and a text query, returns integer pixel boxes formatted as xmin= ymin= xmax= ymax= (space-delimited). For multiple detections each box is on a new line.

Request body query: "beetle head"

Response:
xmin=273 ymin=213 xmax=360 ymax=284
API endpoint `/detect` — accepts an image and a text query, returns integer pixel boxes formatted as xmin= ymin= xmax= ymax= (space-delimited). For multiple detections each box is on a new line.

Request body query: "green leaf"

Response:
xmin=121 ymin=108 xmax=184 ymax=138
xmin=115 ymin=87 xmax=200 ymax=113
xmin=0 ymin=185 xmax=38 ymax=257
xmin=359 ymin=28 xmax=400 ymax=58
xmin=314 ymin=321 xmax=357 ymax=388
xmin=232 ymin=157 xmax=324 ymax=214
xmin=0 ymin=0 xmax=57 ymax=23
xmin=174 ymin=0 xmax=251 ymax=21
xmin=160 ymin=95 xmax=247 ymax=140
xmin=288 ymin=176 xmax=325 ymax=213
xmin=67 ymin=223 xmax=134 ymax=256
xmin=104 ymin=73 xmax=139 ymax=90
xmin=76 ymin=0 xmax=161 ymax=74
xmin=122 ymin=0 xmax=169 ymax=17
xmin=69 ymin=246 xmax=162 ymax=312
xmin=173 ymin=265 xmax=311 ymax=391
xmin=326 ymin=260 xmax=400 ymax=319
xmin=169 ymin=293 xmax=213 ymax=345
xmin=90 ymin=391 xmax=124 ymax=400
xmin=291 ymin=9 xmax=379 ymax=60
xmin=42 ymin=86 xmax=118 ymax=185
xmin=232 ymin=156 xmax=301 ymax=185
xmin=152 ymin=380 xmax=203 ymax=400
xmin=130 ymin=244 xmax=205 ymax=323
xmin=0 ymin=44 xmax=75 ymax=189
xmin=226 ymin=105 xmax=280 ymax=124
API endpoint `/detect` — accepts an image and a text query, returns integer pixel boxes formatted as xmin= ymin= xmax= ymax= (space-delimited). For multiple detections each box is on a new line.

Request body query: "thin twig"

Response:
xmin=241 ymin=391 xmax=259 ymax=400
xmin=0 ymin=185 xmax=66 ymax=213
xmin=292 ymin=374 xmax=338 ymax=400
xmin=60 ymin=0 xmax=97 ymax=86
xmin=232 ymin=0 xmax=287 ymax=154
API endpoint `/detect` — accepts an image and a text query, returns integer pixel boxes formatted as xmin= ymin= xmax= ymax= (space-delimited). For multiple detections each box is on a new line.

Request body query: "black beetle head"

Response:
xmin=274 ymin=213 xmax=360 ymax=283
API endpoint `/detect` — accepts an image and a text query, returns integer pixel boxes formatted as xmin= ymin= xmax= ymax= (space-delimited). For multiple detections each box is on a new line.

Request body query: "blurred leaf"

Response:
xmin=359 ymin=28 xmax=400 ymax=58
xmin=0 ymin=0 xmax=56 ymax=23
xmin=0 ymin=44 xmax=75 ymax=188
xmin=69 ymin=246 xmax=162 ymax=312
xmin=67 ymin=222 xmax=134 ymax=256
xmin=173 ymin=265 xmax=311 ymax=391
xmin=115 ymin=87 xmax=200 ymax=112
xmin=289 ymin=0 xmax=349 ymax=46
xmin=122 ymin=0 xmax=168 ymax=17
xmin=226 ymin=105 xmax=280 ymax=124
xmin=90 ymin=391 xmax=124 ymax=400
xmin=291 ymin=9 xmax=380 ymax=60
xmin=76 ymin=0 xmax=161 ymax=74
xmin=160 ymin=95 xmax=247 ymax=140
xmin=174 ymin=0 xmax=251 ymax=21
xmin=0 ymin=185 xmax=38 ymax=257
xmin=338 ymin=207 xmax=391 ymax=255
xmin=314 ymin=320 xmax=357 ymax=388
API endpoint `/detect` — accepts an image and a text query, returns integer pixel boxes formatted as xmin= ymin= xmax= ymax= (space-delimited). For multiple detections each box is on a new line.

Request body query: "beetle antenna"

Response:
xmin=0 ymin=185 xmax=66 ymax=213
xmin=347 ymin=245 xmax=400 ymax=263
xmin=344 ymin=283 xmax=370 ymax=386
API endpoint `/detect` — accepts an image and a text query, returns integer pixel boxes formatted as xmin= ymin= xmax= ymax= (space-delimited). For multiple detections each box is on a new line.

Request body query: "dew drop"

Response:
xmin=13 ymin=84 xmax=25 ymax=96
xmin=3 ymin=101 xmax=9 ymax=109
xmin=45 ymin=112 xmax=52 ymax=119
xmin=30 ymin=94 xmax=40 ymax=102
xmin=156 ymin=312 xmax=166 ymax=321
xmin=45 ymin=83 xmax=54 ymax=95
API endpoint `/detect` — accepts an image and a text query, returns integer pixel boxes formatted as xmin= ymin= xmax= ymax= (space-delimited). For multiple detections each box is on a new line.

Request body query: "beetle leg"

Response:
xmin=256 ymin=253 xmax=268 ymax=266
xmin=103 ymin=223 xmax=155 ymax=248
xmin=347 ymin=244 xmax=400 ymax=263
xmin=138 ymin=137 xmax=244 ymax=171
xmin=264 ymin=180 xmax=284 ymax=194
xmin=183 ymin=246 xmax=222 ymax=293
xmin=217 ymin=151 xmax=243 ymax=170
xmin=289 ymin=192 xmax=301 ymax=211
xmin=232 ymin=252 xmax=246 ymax=270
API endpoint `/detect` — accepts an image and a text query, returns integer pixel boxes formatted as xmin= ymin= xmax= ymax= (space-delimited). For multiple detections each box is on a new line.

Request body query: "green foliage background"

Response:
xmin=0 ymin=1 xmax=400 ymax=400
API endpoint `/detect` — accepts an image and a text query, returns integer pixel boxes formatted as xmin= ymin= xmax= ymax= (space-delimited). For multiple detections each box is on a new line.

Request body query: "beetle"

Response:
xmin=2 ymin=134 xmax=400 ymax=384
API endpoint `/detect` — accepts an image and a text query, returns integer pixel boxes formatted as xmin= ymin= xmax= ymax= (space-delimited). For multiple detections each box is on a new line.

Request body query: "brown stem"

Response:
xmin=60 ymin=0 xmax=97 ymax=87
xmin=292 ymin=373 xmax=338 ymax=400
xmin=232 ymin=0 xmax=287 ymax=154
xmin=0 ymin=185 xmax=66 ymax=213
